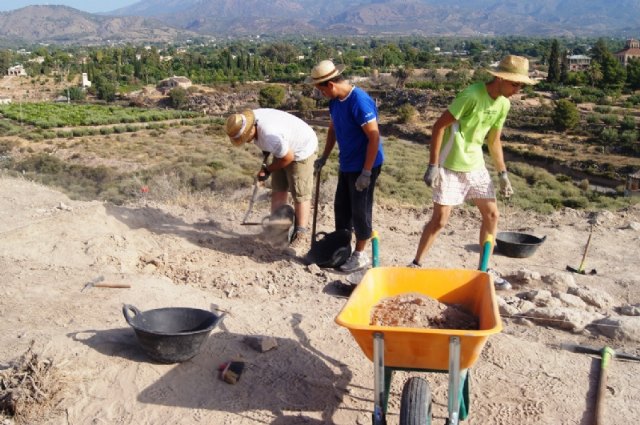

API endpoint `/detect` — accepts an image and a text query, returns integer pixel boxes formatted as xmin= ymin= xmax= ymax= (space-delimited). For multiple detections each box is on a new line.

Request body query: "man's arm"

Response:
xmin=265 ymin=150 xmax=294 ymax=172
xmin=320 ymin=121 xmax=337 ymax=159
xmin=429 ymin=110 xmax=456 ymax=165
xmin=486 ymin=127 xmax=507 ymax=173
xmin=361 ymin=120 xmax=380 ymax=172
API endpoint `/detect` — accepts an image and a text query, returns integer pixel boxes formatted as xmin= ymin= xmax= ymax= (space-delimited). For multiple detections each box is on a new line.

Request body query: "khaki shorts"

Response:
xmin=271 ymin=153 xmax=316 ymax=203
xmin=433 ymin=167 xmax=496 ymax=206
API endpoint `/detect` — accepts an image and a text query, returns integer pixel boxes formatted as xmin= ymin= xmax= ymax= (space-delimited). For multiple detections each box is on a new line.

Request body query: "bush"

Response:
xmin=397 ymin=103 xmax=417 ymax=123
xmin=552 ymin=99 xmax=580 ymax=131
xmin=258 ymin=85 xmax=286 ymax=108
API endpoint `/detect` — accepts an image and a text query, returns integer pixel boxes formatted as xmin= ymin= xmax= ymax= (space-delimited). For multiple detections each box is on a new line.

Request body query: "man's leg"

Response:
xmin=413 ymin=203 xmax=452 ymax=265
xmin=271 ymin=191 xmax=288 ymax=213
xmin=293 ymin=200 xmax=310 ymax=229
xmin=473 ymin=198 xmax=500 ymax=248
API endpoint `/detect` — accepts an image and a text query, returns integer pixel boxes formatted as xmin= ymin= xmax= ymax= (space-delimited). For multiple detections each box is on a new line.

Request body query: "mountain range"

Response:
xmin=1 ymin=0 xmax=640 ymax=44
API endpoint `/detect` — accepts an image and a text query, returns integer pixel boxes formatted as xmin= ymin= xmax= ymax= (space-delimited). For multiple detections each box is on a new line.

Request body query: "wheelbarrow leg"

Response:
xmin=373 ymin=332 xmax=387 ymax=425
xmin=447 ymin=336 xmax=462 ymax=425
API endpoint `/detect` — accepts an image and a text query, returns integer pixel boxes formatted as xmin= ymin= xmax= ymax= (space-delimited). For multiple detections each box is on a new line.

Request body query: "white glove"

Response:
xmin=423 ymin=164 xmax=439 ymax=187
xmin=355 ymin=170 xmax=372 ymax=191
xmin=499 ymin=171 xmax=514 ymax=198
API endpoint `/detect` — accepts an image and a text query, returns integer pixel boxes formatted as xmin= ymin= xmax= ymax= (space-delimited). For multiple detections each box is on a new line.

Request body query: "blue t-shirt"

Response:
xmin=329 ymin=86 xmax=384 ymax=172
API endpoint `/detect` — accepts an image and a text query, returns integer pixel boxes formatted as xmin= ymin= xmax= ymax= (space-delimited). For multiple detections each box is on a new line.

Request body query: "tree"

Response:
xmin=552 ymin=99 xmax=580 ymax=131
xmin=258 ymin=85 xmax=285 ymax=108
xmin=168 ymin=87 xmax=188 ymax=109
xmin=546 ymin=39 xmax=561 ymax=84
xmin=626 ymin=57 xmax=640 ymax=90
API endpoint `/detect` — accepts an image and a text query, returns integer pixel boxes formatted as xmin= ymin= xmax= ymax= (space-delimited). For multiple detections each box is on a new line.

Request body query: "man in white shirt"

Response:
xmin=225 ymin=108 xmax=318 ymax=252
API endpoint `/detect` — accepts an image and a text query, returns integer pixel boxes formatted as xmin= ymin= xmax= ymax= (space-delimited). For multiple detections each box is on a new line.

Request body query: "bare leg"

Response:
xmin=473 ymin=198 xmax=500 ymax=249
xmin=354 ymin=238 xmax=367 ymax=253
xmin=294 ymin=200 xmax=310 ymax=228
xmin=412 ymin=203 xmax=453 ymax=264
xmin=271 ymin=191 xmax=288 ymax=214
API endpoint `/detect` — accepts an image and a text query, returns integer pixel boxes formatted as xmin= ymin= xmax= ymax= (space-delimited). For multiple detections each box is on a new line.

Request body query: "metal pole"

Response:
xmin=448 ymin=336 xmax=461 ymax=425
xmin=373 ymin=332 xmax=386 ymax=425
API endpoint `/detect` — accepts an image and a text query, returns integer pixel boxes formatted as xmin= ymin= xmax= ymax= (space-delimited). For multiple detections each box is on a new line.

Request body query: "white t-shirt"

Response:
xmin=253 ymin=109 xmax=318 ymax=161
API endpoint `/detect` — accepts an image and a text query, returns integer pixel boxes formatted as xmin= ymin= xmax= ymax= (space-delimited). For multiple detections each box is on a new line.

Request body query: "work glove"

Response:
xmin=257 ymin=163 xmax=271 ymax=182
xmin=355 ymin=169 xmax=372 ymax=192
xmin=498 ymin=171 xmax=514 ymax=198
xmin=313 ymin=156 xmax=327 ymax=174
xmin=423 ymin=164 xmax=439 ymax=187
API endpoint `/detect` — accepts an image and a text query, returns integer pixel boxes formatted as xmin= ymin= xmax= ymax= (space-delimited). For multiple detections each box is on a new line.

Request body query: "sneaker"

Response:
xmin=487 ymin=268 xmax=512 ymax=291
xmin=340 ymin=251 xmax=370 ymax=273
xmin=288 ymin=230 xmax=311 ymax=255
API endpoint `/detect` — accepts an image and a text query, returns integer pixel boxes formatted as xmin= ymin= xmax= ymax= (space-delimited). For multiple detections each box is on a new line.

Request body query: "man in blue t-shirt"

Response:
xmin=307 ymin=59 xmax=384 ymax=272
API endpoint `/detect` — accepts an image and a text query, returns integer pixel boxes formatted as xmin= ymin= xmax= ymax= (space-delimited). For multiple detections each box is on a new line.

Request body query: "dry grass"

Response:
xmin=0 ymin=342 xmax=66 ymax=424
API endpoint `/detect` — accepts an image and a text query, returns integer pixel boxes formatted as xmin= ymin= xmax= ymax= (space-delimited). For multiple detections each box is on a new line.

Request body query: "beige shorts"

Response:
xmin=433 ymin=167 xmax=496 ymax=206
xmin=271 ymin=153 xmax=316 ymax=203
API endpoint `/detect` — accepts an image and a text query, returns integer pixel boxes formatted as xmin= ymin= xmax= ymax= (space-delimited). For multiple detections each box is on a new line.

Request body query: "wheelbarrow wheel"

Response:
xmin=400 ymin=377 xmax=432 ymax=425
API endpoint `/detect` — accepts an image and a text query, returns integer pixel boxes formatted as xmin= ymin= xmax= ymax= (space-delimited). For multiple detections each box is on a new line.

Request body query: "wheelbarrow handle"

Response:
xmin=478 ymin=235 xmax=493 ymax=272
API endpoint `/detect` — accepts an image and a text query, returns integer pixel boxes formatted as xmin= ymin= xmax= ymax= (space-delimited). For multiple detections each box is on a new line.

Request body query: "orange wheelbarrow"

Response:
xmin=335 ymin=239 xmax=502 ymax=424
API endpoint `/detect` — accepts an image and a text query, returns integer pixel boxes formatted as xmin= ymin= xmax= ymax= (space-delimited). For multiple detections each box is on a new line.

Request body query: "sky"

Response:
xmin=0 ymin=1 xmax=139 ymax=13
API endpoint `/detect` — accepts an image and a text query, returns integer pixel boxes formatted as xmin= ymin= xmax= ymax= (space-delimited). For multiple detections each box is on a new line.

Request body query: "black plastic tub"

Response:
xmin=496 ymin=231 xmax=546 ymax=258
xmin=303 ymin=229 xmax=352 ymax=269
xmin=123 ymin=304 xmax=223 ymax=363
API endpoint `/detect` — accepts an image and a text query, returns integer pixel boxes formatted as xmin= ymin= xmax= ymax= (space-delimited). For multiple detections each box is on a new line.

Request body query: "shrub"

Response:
xmin=397 ymin=103 xmax=418 ymax=123
xmin=258 ymin=85 xmax=286 ymax=108
xmin=552 ymin=99 xmax=580 ymax=131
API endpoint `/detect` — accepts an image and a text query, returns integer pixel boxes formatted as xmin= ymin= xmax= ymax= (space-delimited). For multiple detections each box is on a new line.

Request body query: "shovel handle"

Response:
xmin=595 ymin=346 xmax=615 ymax=425
xmin=578 ymin=225 xmax=593 ymax=272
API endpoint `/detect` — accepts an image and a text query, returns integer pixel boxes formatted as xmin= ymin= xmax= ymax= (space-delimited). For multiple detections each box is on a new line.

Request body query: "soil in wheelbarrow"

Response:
xmin=370 ymin=293 xmax=479 ymax=330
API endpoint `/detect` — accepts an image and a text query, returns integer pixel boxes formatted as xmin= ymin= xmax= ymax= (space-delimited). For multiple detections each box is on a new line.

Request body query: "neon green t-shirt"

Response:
xmin=440 ymin=82 xmax=510 ymax=172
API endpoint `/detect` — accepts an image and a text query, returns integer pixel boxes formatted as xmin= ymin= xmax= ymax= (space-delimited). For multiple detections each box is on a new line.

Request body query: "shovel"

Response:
xmin=566 ymin=224 xmax=597 ymax=275
xmin=241 ymin=151 xmax=270 ymax=226
xmin=557 ymin=343 xmax=640 ymax=425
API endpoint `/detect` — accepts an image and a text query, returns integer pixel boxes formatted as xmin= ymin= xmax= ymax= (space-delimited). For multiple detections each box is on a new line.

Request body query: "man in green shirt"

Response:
xmin=409 ymin=55 xmax=536 ymax=284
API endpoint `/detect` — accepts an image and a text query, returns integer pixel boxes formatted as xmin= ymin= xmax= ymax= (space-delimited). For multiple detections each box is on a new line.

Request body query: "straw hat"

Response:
xmin=487 ymin=55 xmax=537 ymax=85
xmin=225 ymin=110 xmax=256 ymax=146
xmin=305 ymin=60 xmax=345 ymax=85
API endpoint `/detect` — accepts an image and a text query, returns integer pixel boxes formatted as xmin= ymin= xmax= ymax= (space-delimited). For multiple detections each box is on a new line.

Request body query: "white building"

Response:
xmin=82 ymin=73 xmax=91 ymax=88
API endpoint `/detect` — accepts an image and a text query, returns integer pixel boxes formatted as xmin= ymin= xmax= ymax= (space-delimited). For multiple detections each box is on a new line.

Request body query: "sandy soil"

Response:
xmin=1 ymin=174 xmax=640 ymax=425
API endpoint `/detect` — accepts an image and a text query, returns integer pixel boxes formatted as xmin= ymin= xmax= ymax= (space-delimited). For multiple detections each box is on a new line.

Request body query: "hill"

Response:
xmin=1 ymin=1 xmax=640 ymax=43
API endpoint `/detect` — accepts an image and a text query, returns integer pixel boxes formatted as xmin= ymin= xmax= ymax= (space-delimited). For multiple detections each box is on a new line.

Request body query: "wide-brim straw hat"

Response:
xmin=305 ymin=60 xmax=345 ymax=85
xmin=487 ymin=55 xmax=537 ymax=85
xmin=225 ymin=110 xmax=255 ymax=146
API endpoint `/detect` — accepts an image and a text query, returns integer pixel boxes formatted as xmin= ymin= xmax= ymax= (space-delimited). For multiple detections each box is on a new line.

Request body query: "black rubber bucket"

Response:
xmin=123 ymin=304 xmax=224 ymax=363
xmin=303 ymin=229 xmax=352 ymax=269
xmin=496 ymin=231 xmax=546 ymax=258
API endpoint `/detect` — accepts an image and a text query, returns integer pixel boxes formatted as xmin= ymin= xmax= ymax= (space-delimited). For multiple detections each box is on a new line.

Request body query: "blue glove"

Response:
xmin=313 ymin=156 xmax=327 ymax=173
xmin=355 ymin=169 xmax=372 ymax=191
xmin=423 ymin=164 xmax=439 ymax=187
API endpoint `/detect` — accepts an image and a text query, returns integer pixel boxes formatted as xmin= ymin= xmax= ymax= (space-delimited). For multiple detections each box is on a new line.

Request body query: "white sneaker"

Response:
xmin=340 ymin=251 xmax=370 ymax=272
xmin=487 ymin=268 xmax=512 ymax=291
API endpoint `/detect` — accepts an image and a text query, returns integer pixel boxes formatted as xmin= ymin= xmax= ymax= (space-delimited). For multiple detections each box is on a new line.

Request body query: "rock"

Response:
xmin=526 ymin=307 xmax=603 ymax=332
xmin=618 ymin=303 xmax=640 ymax=316
xmin=243 ymin=336 xmax=278 ymax=353
xmin=593 ymin=316 xmax=640 ymax=342
xmin=567 ymin=286 xmax=615 ymax=310
xmin=514 ymin=268 xmax=541 ymax=284
xmin=542 ymin=272 xmax=577 ymax=289
xmin=623 ymin=221 xmax=640 ymax=231
xmin=555 ymin=292 xmax=587 ymax=309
